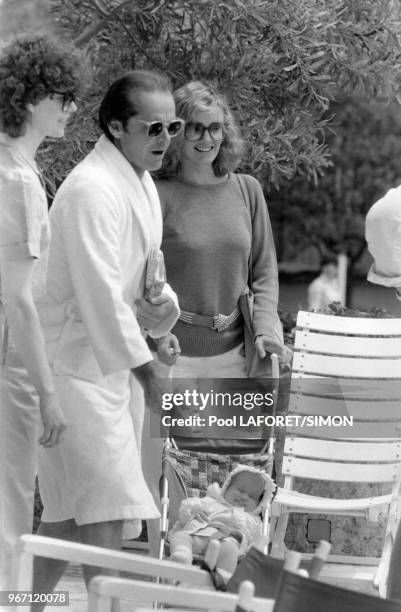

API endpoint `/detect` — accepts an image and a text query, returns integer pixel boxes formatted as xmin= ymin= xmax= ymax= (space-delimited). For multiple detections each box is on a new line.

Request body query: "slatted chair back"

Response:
xmin=286 ymin=311 xmax=401 ymax=478
xmin=270 ymin=311 xmax=401 ymax=596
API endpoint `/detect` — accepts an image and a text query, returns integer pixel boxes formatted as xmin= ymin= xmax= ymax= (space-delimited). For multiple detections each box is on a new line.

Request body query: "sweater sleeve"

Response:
xmin=245 ymin=175 xmax=280 ymax=339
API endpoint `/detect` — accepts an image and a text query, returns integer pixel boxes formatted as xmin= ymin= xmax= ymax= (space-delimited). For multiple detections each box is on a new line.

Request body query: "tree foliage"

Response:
xmin=2 ymin=0 xmax=401 ymax=237
xmin=270 ymin=98 xmax=401 ymax=283
xmin=1 ymin=0 xmax=399 ymax=191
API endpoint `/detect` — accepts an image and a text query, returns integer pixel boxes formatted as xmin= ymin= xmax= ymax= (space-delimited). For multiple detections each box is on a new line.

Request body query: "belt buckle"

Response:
xmin=212 ymin=313 xmax=230 ymax=332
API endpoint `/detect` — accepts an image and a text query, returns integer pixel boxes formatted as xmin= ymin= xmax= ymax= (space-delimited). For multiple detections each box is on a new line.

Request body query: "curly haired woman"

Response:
xmin=0 ymin=34 xmax=81 ymax=589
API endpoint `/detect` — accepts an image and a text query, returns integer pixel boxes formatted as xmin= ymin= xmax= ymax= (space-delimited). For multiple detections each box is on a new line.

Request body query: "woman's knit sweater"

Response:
xmin=156 ymin=173 xmax=279 ymax=356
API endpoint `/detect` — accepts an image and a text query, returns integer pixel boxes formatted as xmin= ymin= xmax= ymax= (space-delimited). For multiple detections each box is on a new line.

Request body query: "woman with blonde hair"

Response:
xmin=156 ymin=81 xmax=290 ymax=388
xmin=144 ymin=81 xmax=291 ymax=554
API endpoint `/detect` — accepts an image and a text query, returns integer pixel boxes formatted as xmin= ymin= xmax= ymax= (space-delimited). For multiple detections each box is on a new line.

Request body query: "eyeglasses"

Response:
xmin=184 ymin=122 xmax=224 ymax=142
xmin=49 ymin=90 xmax=77 ymax=111
xmin=136 ymin=118 xmax=184 ymax=138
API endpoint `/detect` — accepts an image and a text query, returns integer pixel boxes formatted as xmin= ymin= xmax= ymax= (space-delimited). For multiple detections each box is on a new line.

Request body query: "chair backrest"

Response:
xmin=14 ymin=534 xmax=213 ymax=591
xmin=283 ymin=312 xmax=401 ymax=486
xmin=88 ymin=575 xmax=274 ymax=612
xmin=272 ymin=570 xmax=401 ymax=612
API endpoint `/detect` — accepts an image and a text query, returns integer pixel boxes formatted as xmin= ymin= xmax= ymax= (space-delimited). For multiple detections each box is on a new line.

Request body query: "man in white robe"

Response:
xmin=33 ymin=70 xmax=181 ymax=597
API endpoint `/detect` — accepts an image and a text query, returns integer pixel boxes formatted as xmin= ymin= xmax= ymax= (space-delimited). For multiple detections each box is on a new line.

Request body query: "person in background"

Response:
xmin=365 ymin=187 xmax=401 ymax=601
xmin=307 ymin=257 xmax=342 ymax=311
xmin=143 ymin=80 xmax=291 ymax=556
xmin=32 ymin=70 xmax=180 ymax=600
xmin=0 ymin=34 xmax=81 ymax=589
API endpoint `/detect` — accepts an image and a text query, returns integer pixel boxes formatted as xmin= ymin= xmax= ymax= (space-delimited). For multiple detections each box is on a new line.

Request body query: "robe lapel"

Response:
xmin=93 ymin=136 xmax=162 ymax=250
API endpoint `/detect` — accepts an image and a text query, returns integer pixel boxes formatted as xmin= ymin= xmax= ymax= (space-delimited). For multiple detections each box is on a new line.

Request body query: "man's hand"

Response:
xmin=135 ymin=294 xmax=175 ymax=331
xmin=38 ymin=393 xmax=67 ymax=448
xmin=157 ymin=333 xmax=181 ymax=366
xmin=132 ymin=360 xmax=171 ymax=415
xmin=254 ymin=335 xmax=293 ymax=366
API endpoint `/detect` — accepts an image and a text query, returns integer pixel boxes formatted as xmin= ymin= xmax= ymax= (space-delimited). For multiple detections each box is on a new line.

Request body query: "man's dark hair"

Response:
xmin=99 ymin=70 xmax=172 ymax=141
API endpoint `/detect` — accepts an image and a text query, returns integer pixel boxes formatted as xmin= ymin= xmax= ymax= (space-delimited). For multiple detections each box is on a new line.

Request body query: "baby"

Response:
xmin=168 ymin=465 xmax=275 ymax=579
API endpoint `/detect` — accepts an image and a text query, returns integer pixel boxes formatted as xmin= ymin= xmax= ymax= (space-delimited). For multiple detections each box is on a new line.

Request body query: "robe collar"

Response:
xmin=93 ymin=135 xmax=162 ymax=248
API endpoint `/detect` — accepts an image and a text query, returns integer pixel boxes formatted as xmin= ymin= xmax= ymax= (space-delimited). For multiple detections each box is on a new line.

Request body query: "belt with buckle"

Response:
xmin=179 ymin=307 xmax=241 ymax=332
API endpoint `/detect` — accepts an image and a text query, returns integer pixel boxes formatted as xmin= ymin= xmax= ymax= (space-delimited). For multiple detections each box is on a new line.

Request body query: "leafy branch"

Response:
xmin=73 ymin=0 xmax=134 ymax=47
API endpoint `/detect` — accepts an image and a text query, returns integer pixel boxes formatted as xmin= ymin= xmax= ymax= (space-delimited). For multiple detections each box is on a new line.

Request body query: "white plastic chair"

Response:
xmin=88 ymin=575 xmax=274 ymax=612
xmin=270 ymin=311 xmax=401 ymax=596
xmin=14 ymin=533 xmax=213 ymax=592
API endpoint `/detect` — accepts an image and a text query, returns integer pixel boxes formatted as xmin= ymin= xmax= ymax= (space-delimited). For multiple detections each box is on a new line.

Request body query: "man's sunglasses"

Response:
xmin=136 ymin=118 xmax=184 ymax=138
xmin=49 ymin=90 xmax=77 ymax=111
xmin=184 ymin=121 xmax=224 ymax=142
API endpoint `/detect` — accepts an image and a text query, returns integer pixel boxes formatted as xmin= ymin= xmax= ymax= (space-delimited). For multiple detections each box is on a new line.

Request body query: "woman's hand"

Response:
xmin=157 ymin=333 xmax=181 ymax=366
xmin=254 ymin=335 xmax=293 ymax=366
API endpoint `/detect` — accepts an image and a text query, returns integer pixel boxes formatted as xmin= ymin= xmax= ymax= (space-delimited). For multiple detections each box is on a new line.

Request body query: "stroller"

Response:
xmin=157 ymin=354 xmax=281 ymax=580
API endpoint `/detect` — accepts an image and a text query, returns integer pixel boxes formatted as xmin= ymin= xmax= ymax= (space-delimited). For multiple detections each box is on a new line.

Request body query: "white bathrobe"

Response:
xmin=37 ymin=135 xmax=179 ymax=536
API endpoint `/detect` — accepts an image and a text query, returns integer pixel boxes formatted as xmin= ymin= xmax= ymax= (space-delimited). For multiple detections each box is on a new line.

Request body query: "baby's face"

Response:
xmin=224 ymin=472 xmax=264 ymax=512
